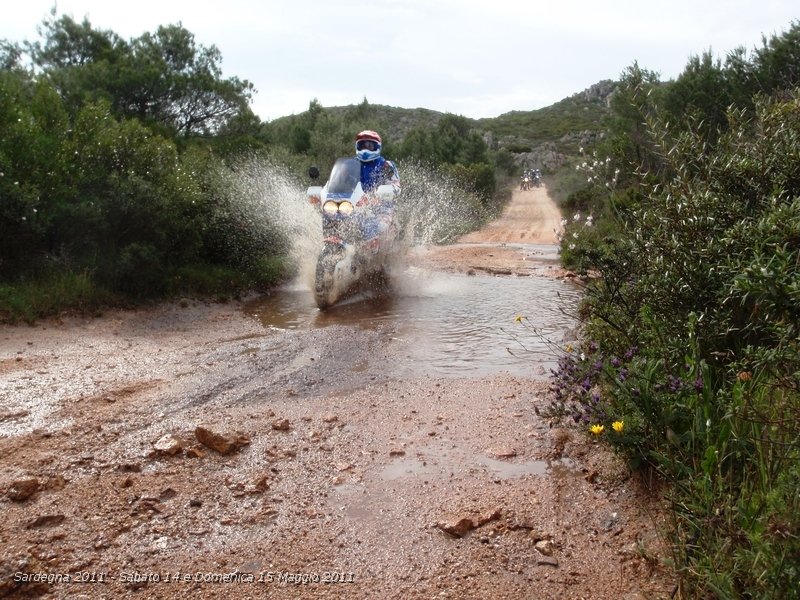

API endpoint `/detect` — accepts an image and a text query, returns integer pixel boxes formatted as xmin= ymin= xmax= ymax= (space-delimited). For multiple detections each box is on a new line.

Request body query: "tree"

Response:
xmin=27 ymin=13 xmax=255 ymax=137
xmin=662 ymin=51 xmax=732 ymax=142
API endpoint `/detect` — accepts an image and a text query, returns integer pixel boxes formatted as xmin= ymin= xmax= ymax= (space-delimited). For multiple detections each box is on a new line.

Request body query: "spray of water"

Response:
xmin=217 ymin=155 xmax=321 ymax=289
xmin=394 ymin=160 xmax=487 ymax=246
xmin=215 ymin=154 xmax=487 ymax=296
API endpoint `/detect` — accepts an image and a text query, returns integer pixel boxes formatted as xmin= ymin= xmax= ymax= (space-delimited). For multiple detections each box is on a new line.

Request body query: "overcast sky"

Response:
xmin=2 ymin=1 xmax=797 ymax=121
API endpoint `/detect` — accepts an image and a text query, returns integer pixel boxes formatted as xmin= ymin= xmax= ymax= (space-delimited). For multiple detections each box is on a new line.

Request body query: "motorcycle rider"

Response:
xmin=354 ymin=130 xmax=401 ymax=243
xmin=355 ymin=130 xmax=401 ymax=194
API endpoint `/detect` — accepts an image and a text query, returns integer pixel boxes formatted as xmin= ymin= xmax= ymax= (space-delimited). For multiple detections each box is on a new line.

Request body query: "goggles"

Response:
xmin=356 ymin=140 xmax=378 ymax=151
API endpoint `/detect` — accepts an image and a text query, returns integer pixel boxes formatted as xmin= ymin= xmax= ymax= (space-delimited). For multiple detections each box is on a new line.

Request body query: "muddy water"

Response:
xmin=244 ymin=258 xmax=581 ymax=378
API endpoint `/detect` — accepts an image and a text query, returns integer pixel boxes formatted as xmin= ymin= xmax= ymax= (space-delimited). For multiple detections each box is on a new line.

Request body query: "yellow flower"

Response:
xmin=514 ymin=315 xmax=525 ymax=323
xmin=566 ymin=344 xmax=574 ymax=353
xmin=612 ymin=420 xmax=624 ymax=433
xmin=590 ymin=424 xmax=604 ymax=435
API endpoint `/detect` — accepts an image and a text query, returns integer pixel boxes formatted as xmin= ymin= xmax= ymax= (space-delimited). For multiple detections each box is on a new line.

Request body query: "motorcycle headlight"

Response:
xmin=338 ymin=201 xmax=354 ymax=215
xmin=322 ymin=201 xmax=339 ymax=215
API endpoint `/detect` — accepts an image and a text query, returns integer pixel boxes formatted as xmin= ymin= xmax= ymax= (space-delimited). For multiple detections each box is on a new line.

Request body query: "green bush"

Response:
xmin=552 ymin=91 xmax=800 ymax=599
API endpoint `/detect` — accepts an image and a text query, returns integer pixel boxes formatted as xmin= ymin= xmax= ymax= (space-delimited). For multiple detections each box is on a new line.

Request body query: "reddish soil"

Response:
xmin=0 ymin=185 xmax=674 ymax=599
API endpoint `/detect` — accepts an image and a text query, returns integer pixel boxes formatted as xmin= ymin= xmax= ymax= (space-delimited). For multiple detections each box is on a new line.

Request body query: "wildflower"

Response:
xmin=568 ymin=243 xmax=576 ymax=250
xmin=624 ymin=346 xmax=638 ymax=360
xmin=514 ymin=315 xmax=525 ymax=323
xmin=573 ymin=213 xmax=581 ymax=221
xmin=612 ymin=421 xmax=624 ymax=433
xmin=566 ymin=344 xmax=574 ymax=353
xmin=737 ymin=371 xmax=752 ymax=382
xmin=590 ymin=424 xmax=604 ymax=436
xmin=694 ymin=377 xmax=703 ymax=392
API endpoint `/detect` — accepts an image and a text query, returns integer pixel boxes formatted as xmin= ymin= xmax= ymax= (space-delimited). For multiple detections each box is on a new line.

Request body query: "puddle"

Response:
xmin=243 ymin=256 xmax=581 ymax=377
xmin=380 ymin=453 xmax=576 ymax=481
xmin=331 ymin=445 xmax=580 ymax=523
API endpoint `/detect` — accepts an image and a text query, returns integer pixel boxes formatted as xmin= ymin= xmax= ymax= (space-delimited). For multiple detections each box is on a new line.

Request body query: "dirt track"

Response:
xmin=0 ymin=185 xmax=673 ymax=599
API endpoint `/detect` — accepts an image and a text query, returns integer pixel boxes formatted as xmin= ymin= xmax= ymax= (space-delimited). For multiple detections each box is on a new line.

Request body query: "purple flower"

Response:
xmin=611 ymin=357 xmax=621 ymax=368
xmin=619 ymin=367 xmax=629 ymax=382
xmin=694 ymin=377 xmax=703 ymax=392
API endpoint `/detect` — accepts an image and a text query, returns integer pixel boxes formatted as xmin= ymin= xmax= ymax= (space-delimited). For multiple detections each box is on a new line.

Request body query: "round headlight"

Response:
xmin=322 ymin=201 xmax=339 ymax=215
xmin=338 ymin=201 xmax=354 ymax=215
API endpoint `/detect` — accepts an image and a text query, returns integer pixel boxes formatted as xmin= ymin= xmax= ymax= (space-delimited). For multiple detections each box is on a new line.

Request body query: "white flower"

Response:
xmin=572 ymin=232 xmax=579 ymax=239
xmin=568 ymin=243 xmax=576 ymax=250
xmin=573 ymin=213 xmax=581 ymax=221
xmin=560 ymin=218 xmax=568 ymax=227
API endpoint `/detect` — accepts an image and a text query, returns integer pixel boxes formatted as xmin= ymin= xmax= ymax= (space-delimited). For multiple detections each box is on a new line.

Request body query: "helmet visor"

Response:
xmin=356 ymin=139 xmax=378 ymax=151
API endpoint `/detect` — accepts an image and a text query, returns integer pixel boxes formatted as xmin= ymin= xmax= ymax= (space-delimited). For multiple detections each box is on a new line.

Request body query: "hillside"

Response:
xmin=269 ymin=80 xmax=616 ymax=158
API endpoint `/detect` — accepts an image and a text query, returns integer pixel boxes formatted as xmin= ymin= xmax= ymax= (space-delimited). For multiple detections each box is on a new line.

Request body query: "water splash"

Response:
xmin=216 ymin=155 xmax=487 ymax=292
xmin=218 ymin=155 xmax=321 ymax=288
xmin=393 ymin=160 xmax=487 ymax=246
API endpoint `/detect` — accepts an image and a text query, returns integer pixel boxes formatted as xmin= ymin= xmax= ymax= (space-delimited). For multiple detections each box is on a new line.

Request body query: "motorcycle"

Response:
xmin=306 ymin=158 xmax=399 ymax=309
xmin=520 ymin=175 xmax=531 ymax=191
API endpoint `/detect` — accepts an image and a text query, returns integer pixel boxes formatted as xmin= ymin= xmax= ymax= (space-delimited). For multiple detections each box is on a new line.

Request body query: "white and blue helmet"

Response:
xmin=355 ymin=130 xmax=382 ymax=162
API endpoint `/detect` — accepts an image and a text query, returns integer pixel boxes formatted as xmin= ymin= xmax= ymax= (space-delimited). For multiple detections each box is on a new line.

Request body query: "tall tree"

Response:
xmin=27 ymin=13 xmax=255 ymax=137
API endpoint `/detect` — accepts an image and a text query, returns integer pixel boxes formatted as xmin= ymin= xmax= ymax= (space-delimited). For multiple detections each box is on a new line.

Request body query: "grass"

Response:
xmin=0 ymin=257 xmax=290 ymax=324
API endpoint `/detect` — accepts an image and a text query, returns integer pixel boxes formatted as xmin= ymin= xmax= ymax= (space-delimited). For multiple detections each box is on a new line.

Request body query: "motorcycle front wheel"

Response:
xmin=314 ymin=246 xmax=348 ymax=310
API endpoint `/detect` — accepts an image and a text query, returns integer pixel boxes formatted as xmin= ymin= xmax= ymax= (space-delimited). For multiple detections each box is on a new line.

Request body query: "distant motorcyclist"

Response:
xmin=355 ymin=130 xmax=401 ymax=195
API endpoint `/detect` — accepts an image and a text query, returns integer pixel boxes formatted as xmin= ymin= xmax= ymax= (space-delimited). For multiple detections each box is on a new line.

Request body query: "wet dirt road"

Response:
xmin=0 ymin=186 xmax=673 ymax=599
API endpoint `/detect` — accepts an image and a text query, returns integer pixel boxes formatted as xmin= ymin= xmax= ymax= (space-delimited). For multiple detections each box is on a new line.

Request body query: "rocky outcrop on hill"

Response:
xmin=580 ymin=80 xmax=617 ymax=107
xmin=513 ymin=142 xmax=567 ymax=171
